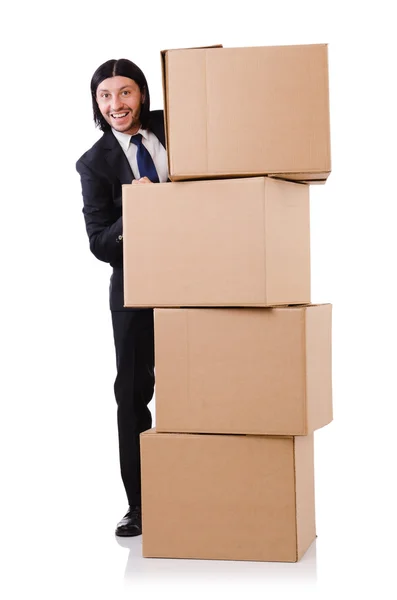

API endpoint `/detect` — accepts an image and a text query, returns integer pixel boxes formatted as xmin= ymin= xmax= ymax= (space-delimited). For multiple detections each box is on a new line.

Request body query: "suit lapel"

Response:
xmin=102 ymin=131 xmax=134 ymax=184
xmin=151 ymin=121 xmax=166 ymax=149
xmin=148 ymin=111 xmax=166 ymax=149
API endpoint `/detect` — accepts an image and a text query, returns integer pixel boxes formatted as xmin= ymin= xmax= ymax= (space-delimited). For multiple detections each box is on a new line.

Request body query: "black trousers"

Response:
xmin=111 ymin=308 xmax=155 ymax=507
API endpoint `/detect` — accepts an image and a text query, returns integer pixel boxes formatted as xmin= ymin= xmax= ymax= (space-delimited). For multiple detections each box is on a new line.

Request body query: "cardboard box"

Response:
xmin=123 ymin=177 xmax=310 ymax=307
xmin=154 ymin=304 xmax=332 ymax=435
xmin=141 ymin=429 xmax=316 ymax=562
xmin=161 ymin=44 xmax=331 ymax=183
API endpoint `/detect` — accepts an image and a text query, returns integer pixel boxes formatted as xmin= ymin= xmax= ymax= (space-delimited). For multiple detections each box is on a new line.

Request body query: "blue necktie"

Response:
xmin=130 ymin=134 xmax=159 ymax=183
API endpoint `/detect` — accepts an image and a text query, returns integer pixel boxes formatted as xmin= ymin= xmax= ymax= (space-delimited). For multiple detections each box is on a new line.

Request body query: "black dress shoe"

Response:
xmin=115 ymin=505 xmax=142 ymax=537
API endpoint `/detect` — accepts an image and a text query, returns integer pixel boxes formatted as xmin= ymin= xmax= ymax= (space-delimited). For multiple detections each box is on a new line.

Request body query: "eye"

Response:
xmin=122 ymin=90 xmax=130 ymax=96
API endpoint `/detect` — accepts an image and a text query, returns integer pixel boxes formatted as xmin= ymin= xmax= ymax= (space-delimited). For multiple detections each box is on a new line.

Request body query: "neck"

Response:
xmin=126 ymin=122 xmax=141 ymax=136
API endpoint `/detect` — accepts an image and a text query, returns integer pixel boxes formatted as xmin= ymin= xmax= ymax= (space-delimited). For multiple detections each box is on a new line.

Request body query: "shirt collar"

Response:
xmin=112 ymin=127 xmax=149 ymax=152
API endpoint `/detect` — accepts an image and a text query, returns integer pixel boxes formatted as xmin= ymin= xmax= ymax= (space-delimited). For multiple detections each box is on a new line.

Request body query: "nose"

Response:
xmin=110 ymin=95 xmax=124 ymax=111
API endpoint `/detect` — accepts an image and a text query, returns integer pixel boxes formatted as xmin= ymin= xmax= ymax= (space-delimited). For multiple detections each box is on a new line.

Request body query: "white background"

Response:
xmin=1 ymin=1 xmax=396 ymax=598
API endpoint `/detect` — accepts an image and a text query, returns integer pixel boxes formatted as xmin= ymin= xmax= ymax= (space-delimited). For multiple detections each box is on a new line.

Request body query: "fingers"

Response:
xmin=132 ymin=177 xmax=152 ymax=184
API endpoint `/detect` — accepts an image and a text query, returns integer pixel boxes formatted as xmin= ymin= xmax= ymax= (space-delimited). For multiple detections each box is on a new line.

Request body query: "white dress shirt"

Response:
xmin=112 ymin=127 xmax=169 ymax=183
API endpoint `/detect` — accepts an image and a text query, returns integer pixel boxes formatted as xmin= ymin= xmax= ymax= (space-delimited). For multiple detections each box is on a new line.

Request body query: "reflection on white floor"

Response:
xmin=116 ymin=535 xmax=317 ymax=584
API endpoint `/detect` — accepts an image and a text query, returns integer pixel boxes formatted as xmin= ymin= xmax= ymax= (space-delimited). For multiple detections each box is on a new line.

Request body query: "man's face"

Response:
xmin=96 ymin=76 xmax=144 ymax=134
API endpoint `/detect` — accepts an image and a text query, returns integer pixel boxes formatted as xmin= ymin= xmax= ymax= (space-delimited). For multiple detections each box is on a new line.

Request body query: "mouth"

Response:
xmin=110 ymin=111 xmax=129 ymax=120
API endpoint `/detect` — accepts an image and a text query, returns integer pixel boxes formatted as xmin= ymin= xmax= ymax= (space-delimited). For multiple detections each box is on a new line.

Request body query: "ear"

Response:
xmin=141 ymin=89 xmax=146 ymax=104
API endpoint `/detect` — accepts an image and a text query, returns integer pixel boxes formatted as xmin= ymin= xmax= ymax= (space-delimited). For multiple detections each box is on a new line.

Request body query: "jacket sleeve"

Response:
xmin=76 ymin=158 xmax=123 ymax=265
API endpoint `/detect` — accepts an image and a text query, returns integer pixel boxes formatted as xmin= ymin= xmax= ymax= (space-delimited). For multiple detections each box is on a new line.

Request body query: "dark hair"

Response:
xmin=90 ymin=58 xmax=151 ymax=131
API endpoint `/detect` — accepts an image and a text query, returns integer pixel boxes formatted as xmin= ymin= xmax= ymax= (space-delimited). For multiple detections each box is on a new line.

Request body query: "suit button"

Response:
xmin=117 ymin=235 xmax=123 ymax=242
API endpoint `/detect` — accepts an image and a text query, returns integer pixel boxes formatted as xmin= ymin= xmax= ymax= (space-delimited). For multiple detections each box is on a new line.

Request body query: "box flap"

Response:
xmin=161 ymin=45 xmax=222 ymax=175
xmin=264 ymin=178 xmax=311 ymax=305
xmin=305 ymin=304 xmax=333 ymax=432
xmin=294 ymin=435 xmax=316 ymax=560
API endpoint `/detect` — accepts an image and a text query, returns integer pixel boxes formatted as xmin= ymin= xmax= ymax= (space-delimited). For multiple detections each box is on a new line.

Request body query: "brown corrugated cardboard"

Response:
xmin=161 ymin=44 xmax=331 ymax=183
xmin=154 ymin=304 xmax=332 ymax=435
xmin=141 ymin=429 xmax=316 ymax=562
xmin=161 ymin=44 xmax=222 ymax=152
xmin=122 ymin=177 xmax=310 ymax=307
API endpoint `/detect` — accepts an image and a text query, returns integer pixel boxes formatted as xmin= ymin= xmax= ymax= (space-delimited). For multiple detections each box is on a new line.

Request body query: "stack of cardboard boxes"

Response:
xmin=122 ymin=43 xmax=333 ymax=562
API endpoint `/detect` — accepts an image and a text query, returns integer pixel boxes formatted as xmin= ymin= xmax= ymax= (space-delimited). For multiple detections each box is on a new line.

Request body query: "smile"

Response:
xmin=111 ymin=112 xmax=129 ymax=119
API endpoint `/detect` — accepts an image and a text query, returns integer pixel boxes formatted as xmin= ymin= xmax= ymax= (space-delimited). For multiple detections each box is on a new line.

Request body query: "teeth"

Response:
xmin=112 ymin=112 xmax=128 ymax=119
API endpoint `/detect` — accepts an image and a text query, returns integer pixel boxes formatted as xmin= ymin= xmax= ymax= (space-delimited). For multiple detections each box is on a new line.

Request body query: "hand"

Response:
xmin=132 ymin=177 xmax=153 ymax=184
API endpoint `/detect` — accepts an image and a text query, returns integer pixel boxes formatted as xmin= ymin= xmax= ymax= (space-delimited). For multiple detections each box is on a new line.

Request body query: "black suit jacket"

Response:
xmin=76 ymin=110 xmax=166 ymax=310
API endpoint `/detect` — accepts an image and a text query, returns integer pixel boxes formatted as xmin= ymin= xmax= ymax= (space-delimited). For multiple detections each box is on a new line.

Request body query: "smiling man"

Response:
xmin=98 ymin=77 xmax=142 ymax=131
xmin=76 ymin=59 xmax=168 ymax=537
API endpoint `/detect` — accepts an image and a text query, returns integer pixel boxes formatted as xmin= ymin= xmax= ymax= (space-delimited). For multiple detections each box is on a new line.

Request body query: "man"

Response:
xmin=76 ymin=58 xmax=167 ymax=537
